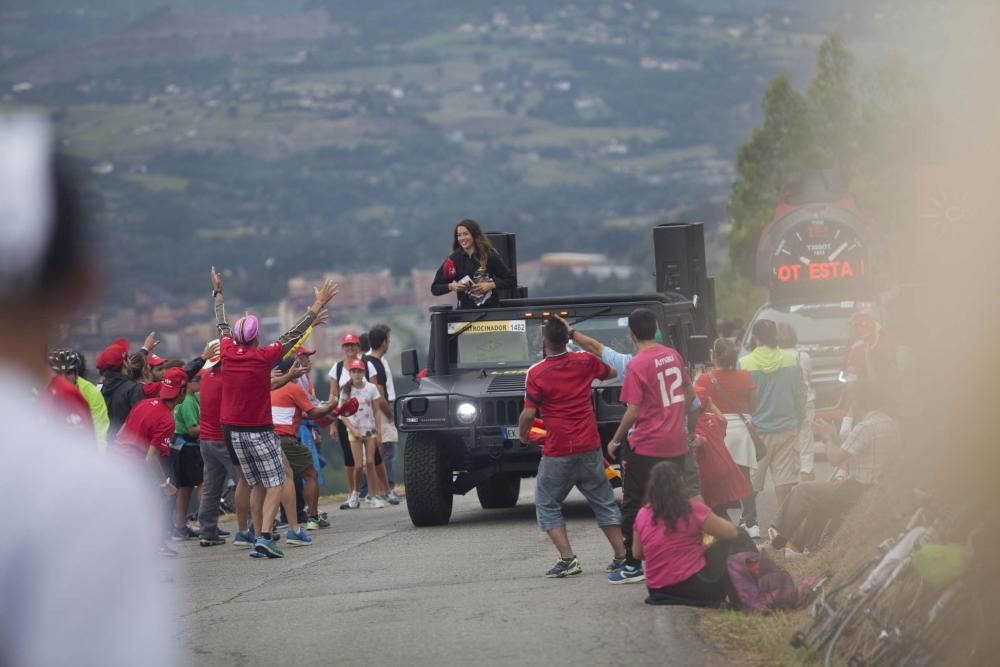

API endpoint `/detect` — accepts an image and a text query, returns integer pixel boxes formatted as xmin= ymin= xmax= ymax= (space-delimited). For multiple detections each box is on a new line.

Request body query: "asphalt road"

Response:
xmin=170 ymin=487 xmax=753 ymax=667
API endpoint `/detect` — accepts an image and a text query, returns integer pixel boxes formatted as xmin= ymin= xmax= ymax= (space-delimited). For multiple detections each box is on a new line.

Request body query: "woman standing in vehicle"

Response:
xmin=431 ymin=219 xmax=514 ymax=309
xmin=693 ymin=338 xmax=759 ymax=538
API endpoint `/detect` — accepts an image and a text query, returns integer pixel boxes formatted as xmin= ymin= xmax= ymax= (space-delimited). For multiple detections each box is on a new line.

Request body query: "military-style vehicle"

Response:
xmin=397 ymin=224 xmax=715 ymax=526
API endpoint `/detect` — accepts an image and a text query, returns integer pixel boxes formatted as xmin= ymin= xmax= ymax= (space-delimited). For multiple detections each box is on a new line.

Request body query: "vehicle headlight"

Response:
xmin=455 ymin=401 xmax=478 ymax=425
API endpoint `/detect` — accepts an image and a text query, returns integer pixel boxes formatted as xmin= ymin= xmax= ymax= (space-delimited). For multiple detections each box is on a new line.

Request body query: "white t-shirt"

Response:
xmin=1 ymin=362 xmax=175 ymax=666
xmin=341 ymin=380 xmax=381 ymax=435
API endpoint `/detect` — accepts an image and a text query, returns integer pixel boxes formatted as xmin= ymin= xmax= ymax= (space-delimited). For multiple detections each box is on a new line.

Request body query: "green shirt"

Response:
xmin=173 ymin=393 xmax=200 ymax=441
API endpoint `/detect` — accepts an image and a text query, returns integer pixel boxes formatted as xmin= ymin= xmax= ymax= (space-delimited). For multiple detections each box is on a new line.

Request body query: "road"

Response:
xmin=170 ymin=482 xmax=783 ymax=667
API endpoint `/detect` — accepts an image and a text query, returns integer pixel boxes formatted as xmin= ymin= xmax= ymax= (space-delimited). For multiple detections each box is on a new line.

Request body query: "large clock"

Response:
xmin=770 ymin=218 xmax=867 ymax=284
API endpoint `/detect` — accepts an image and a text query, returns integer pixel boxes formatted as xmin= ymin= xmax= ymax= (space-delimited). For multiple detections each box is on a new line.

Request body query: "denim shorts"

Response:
xmin=535 ymin=448 xmax=622 ymax=532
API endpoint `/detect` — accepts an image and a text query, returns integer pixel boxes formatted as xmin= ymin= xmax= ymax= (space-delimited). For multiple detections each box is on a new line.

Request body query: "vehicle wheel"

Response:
xmin=404 ymin=432 xmax=453 ymax=527
xmin=476 ymin=473 xmax=520 ymax=509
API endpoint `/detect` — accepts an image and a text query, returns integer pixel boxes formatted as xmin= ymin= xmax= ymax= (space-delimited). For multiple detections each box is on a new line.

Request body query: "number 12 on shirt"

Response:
xmin=656 ymin=367 xmax=684 ymax=407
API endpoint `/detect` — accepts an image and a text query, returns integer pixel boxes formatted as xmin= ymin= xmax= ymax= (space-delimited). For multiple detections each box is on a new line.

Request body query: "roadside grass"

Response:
xmin=698 ymin=474 xmax=918 ymax=666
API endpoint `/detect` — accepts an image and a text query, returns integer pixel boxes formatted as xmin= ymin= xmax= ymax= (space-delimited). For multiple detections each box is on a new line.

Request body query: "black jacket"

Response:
xmin=430 ymin=250 xmax=515 ymax=309
xmin=101 ymin=371 xmax=145 ymax=439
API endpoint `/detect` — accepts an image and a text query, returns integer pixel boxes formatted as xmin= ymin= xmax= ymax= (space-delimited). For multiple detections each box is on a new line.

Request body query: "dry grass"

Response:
xmin=698 ymin=473 xmax=920 ymax=665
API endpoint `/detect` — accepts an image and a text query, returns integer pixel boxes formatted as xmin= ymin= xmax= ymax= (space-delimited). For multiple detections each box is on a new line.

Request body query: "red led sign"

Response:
xmin=774 ymin=260 xmax=865 ymax=283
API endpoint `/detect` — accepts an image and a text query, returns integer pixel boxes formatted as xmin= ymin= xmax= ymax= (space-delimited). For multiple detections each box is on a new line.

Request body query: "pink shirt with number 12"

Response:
xmin=620 ymin=344 xmax=690 ymax=458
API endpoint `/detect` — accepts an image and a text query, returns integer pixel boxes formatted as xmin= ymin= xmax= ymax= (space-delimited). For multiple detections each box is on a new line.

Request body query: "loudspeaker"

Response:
xmin=486 ymin=231 xmax=521 ymax=299
xmin=653 ymin=222 xmax=706 ymax=300
xmin=654 ymin=222 xmax=711 ymax=334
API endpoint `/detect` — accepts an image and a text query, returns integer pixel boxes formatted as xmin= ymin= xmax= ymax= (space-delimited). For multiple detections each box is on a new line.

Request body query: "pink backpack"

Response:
xmin=727 ymin=551 xmax=824 ymax=614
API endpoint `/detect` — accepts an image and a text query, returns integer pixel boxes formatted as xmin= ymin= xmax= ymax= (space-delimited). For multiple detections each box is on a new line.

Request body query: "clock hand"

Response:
xmin=827 ymin=242 xmax=849 ymax=262
xmin=799 ymin=256 xmax=812 ymax=265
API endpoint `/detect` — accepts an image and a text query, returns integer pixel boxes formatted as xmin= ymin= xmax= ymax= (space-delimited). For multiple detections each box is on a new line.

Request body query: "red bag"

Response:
xmin=694 ymin=412 xmax=750 ymax=509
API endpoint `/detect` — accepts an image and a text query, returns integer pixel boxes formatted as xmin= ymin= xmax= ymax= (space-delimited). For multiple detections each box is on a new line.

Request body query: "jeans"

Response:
xmin=383 ymin=440 xmax=397 ymax=488
xmin=535 ymin=449 xmax=621 ymax=532
xmin=199 ymin=439 xmax=238 ymax=539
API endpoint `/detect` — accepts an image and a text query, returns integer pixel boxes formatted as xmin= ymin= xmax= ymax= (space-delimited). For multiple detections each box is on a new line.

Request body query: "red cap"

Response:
xmin=296 ymin=347 xmax=316 ymax=356
xmin=159 ymin=367 xmax=188 ymax=400
xmin=346 ymin=359 xmax=366 ymax=372
xmin=96 ymin=338 xmax=129 ymax=371
xmin=340 ymin=333 xmax=360 ymax=346
xmin=148 ymin=353 xmax=167 ymax=367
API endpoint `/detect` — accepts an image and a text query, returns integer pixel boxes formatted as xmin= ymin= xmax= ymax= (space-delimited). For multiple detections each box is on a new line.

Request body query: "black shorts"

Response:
xmin=336 ymin=421 xmax=381 ymax=467
xmin=172 ymin=444 xmax=204 ymax=488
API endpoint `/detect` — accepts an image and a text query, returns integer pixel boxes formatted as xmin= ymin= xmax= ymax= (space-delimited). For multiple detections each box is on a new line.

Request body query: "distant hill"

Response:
xmin=0 ymin=0 xmax=876 ymax=304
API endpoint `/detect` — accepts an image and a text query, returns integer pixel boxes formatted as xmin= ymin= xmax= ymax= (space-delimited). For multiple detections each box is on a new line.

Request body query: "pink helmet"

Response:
xmin=233 ymin=315 xmax=260 ymax=344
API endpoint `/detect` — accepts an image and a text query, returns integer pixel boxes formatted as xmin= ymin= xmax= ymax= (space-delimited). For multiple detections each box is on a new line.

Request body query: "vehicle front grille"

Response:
xmin=481 ymin=398 xmax=524 ymax=426
xmin=487 ymin=374 xmax=526 ymax=394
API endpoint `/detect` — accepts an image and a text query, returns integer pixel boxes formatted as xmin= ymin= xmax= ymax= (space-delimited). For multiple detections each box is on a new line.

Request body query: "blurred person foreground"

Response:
xmin=0 ymin=113 xmax=176 ymax=666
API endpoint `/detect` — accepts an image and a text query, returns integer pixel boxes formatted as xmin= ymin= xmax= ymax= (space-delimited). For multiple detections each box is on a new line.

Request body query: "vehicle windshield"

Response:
xmin=451 ymin=314 xmax=633 ymax=368
xmin=754 ymin=304 xmax=856 ymax=346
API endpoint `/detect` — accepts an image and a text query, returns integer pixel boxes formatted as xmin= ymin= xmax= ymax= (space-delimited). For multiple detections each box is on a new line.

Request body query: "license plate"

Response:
xmin=502 ymin=426 xmax=519 ymax=440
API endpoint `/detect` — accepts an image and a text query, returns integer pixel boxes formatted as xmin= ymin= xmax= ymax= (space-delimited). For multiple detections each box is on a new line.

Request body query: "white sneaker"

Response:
xmin=746 ymin=524 xmax=761 ymax=540
xmin=370 ymin=496 xmax=385 ymax=509
xmin=347 ymin=491 xmax=360 ymax=509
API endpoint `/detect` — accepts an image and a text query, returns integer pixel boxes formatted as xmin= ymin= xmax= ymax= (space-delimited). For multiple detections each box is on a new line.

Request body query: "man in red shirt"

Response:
xmin=606 ymin=308 xmax=696 ymax=584
xmin=115 ymin=367 xmax=189 ymax=557
xmin=42 ymin=349 xmax=94 ymax=438
xmin=211 ymin=267 xmax=337 ymax=559
xmin=517 ymin=318 xmax=625 ymax=578
xmin=272 ymin=364 xmax=343 ymax=531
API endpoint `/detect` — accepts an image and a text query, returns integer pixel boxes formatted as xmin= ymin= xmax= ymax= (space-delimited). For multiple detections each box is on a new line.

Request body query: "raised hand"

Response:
xmin=211 ymin=266 xmax=223 ymax=293
xmin=312 ymin=279 xmax=339 ymax=309
xmin=313 ymin=309 xmax=330 ymax=327
xmin=201 ymin=339 xmax=220 ymax=361
xmin=143 ymin=331 xmax=159 ymax=351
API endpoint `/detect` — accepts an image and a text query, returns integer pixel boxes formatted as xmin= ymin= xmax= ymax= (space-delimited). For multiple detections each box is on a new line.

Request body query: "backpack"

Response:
xmin=726 ymin=551 xmax=823 ymax=614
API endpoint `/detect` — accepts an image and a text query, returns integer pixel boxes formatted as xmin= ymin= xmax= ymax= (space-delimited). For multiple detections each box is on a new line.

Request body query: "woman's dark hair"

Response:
xmin=452 ymin=219 xmax=496 ymax=268
xmin=751 ymin=319 xmax=778 ymax=347
xmin=644 ymin=461 xmax=692 ymax=532
xmin=712 ymin=337 xmax=739 ymax=370
xmin=127 ymin=352 xmax=147 ymax=380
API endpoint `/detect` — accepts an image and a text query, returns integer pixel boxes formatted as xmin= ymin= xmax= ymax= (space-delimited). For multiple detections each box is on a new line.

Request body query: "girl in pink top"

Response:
xmin=633 ymin=461 xmax=756 ymax=606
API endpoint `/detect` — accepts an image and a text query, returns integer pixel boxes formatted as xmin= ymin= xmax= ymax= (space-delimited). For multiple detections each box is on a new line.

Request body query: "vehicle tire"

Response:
xmin=476 ymin=473 xmax=520 ymax=509
xmin=404 ymin=432 xmax=453 ymax=527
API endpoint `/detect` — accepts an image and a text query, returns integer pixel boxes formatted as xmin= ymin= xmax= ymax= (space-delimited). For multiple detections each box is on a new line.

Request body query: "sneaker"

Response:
xmin=314 ymin=516 xmax=330 ymax=528
xmin=320 ymin=511 xmax=328 ymax=520
xmin=339 ymin=501 xmax=352 ymax=510
xmin=200 ymin=535 xmax=226 ymax=547
xmin=606 ymin=556 xmax=626 ymax=573
xmin=608 ymin=564 xmax=646 ymax=584
xmin=767 ymin=526 xmax=787 ymax=551
xmin=286 ymin=528 xmax=313 ymax=546
xmin=545 ymin=556 xmax=582 ymax=578
xmin=306 ymin=519 xmax=320 ymax=531
xmin=159 ymin=545 xmax=178 ymax=558
xmin=170 ymin=526 xmax=195 ymax=542
xmin=253 ymin=536 xmax=284 ymax=559
xmin=388 ymin=490 xmax=403 ymax=503
xmin=746 ymin=524 xmax=762 ymax=541
xmin=249 ymin=549 xmax=267 ymax=559
xmin=217 ymin=528 xmax=231 ymax=537
xmin=274 ymin=519 xmax=288 ymax=531
xmin=233 ymin=530 xmax=255 ymax=547
xmin=370 ymin=496 xmax=386 ymax=509
xmin=383 ymin=493 xmax=400 ymax=506
xmin=347 ymin=491 xmax=360 ymax=509
xmin=784 ymin=545 xmax=806 ymax=560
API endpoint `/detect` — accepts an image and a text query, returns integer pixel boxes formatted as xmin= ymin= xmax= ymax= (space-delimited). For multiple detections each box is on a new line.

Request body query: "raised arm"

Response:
xmin=211 ymin=267 xmax=230 ymax=338
xmin=553 ymin=314 xmax=605 ymax=357
xmin=276 ymin=279 xmax=338 ymax=354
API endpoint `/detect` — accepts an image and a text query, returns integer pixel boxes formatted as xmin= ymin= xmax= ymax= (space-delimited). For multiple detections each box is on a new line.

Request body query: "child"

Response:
xmin=692 ymin=395 xmax=751 ymax=517
xmin=339 ymin=359 xmax=389 ymax=508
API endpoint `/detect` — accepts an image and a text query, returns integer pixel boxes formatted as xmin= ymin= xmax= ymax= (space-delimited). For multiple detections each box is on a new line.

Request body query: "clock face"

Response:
xmin=770 ymin=219 xmax=867 ymax=284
